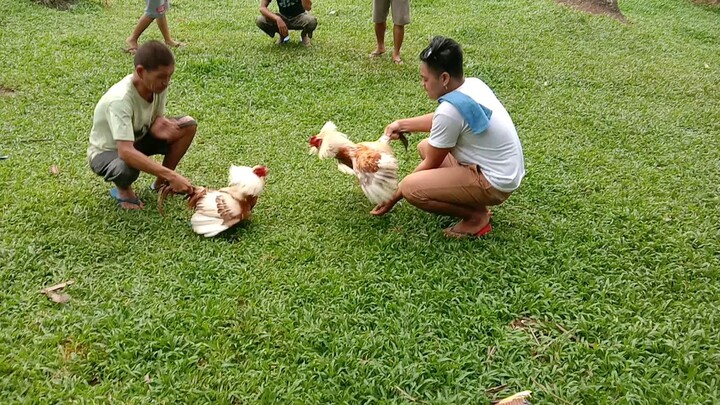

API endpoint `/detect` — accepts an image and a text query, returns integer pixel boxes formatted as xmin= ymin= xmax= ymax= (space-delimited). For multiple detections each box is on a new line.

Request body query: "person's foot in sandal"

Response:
xmin=369 ymin=47 xmax=385 ymax=58
xmin=392 ymin=53 xmax=403 ymax=65
xmin=110 ymin=187 xmax=144 ymax=210
xmin=165 ymin=40 xmax=185 ymax=48
xmin=301 ymin=34 xmax=311 ymax=47
xmin=124 ymin=37 xmax=138 ymax=54
xmin=443 ymin=209 xmax=492 ymax=239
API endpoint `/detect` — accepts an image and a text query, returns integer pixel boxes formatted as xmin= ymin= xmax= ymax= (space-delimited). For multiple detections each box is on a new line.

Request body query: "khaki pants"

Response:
xmin=256 ymin=12 xmax=318 ymax=38
xmin=400 ymin=139 xmax=511 ymax=213
xmin=373 ymin=0 xmax=410 ymax=25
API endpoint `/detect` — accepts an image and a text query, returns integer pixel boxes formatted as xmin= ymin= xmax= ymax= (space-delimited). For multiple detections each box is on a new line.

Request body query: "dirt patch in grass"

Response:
xmin=556 ymin=0 xmax=628 ymax=22
xmin=31 ymin=0 xmax=77 ymax=10
xmin=0 ymin=86 xmax=17 ymax=96
xmin=60 ymin=338 xmax=87 ymax=362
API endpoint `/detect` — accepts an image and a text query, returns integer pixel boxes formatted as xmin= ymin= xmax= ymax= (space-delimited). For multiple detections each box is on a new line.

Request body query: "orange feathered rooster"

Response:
xmin=308 ymin=121 xmax=407 ymax=205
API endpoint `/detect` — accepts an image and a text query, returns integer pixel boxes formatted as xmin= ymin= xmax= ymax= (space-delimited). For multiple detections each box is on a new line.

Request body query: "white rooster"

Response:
xmin=308 ymin=121 xmax=407 ymax=205
xmin=158 ymin=165 xmax=268 ymax=237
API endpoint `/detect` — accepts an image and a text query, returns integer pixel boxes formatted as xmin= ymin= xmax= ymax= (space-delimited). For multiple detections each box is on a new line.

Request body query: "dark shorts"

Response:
xmin=89 ymin=116 xmax=196 ymax=188
xmin=255 ymin=12 xmax=318 ymax=38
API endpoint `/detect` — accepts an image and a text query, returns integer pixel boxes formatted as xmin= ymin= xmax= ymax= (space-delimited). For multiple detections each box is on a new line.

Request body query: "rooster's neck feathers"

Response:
xmin=317 ymin=130 xmax=356 ymax=159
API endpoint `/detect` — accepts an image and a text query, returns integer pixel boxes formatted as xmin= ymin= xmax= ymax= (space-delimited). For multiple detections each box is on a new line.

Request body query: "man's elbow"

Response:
xmin=117 ymin=145 xmax=134 ymax=161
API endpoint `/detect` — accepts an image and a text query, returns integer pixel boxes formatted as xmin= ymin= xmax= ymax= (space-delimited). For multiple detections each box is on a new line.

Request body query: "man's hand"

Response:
xmin=276 ymin=17 xmax=289 ymax=39
xmin=370 ymin=191 xmax=402 ymax=216
xmin=370 ymin=200 xmax=398 ymax=216
xmin=167 ymin=173 xmax=193 ymax=194
xmin=302 ymin=0 xmax=312 ymax=11
xmin=384 ymin=120 xmax=404 ymax=140
xmin=150 ymin=117 xmax=181 ymax=141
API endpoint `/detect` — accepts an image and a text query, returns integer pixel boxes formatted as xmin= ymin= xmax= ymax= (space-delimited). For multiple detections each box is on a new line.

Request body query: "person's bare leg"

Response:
xmin=371 ymin=22 xmax=386 ymax=57
xmin=413 ymin=197 xmax=487 ymax=227
xmin=126 ymin=15 xmax=154 ymax=53
xmin=152 ymin=124 xmax=196 ymax=188
xmin=156 ymin=15 xmax=183 ymax=47
xmin=392 ymin=24 xmax=404 ymax=64
xmin=409 ymin=196 xmax=490 ymax=235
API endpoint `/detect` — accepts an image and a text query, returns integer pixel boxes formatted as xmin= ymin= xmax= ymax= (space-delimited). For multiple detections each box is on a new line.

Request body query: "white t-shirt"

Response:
xmin=429 ymin=77 xmax=525 ymax=192
xmin=87 ymin=75 xmax=167 ymax=161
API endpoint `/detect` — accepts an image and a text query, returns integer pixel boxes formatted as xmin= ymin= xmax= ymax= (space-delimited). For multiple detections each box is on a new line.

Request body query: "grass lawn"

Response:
xmin=1 ymin=0 xmax=719 ymax=403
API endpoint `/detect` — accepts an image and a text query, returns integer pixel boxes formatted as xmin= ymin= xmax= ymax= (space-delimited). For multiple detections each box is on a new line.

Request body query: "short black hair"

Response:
xmin=134 ymin=40 xmax=175 ymax=71
xmin=419 ymin=36 xmax=464 ymax=79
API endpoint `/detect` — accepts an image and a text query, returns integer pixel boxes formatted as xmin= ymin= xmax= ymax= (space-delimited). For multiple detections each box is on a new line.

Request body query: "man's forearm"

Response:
xmin=398 ymin=113 xmax=434 ymax=134
xmin=411 ymin=159 xmax=433 ymax=174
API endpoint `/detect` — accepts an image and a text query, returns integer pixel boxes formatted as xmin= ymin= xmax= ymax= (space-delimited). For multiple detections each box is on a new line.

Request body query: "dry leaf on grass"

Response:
xmin=47 ymin=292 xmax=71 ymax=303
xmin=40 ymin=280 xmax=74 ymax=294
xmin=50 ymin=164 xmax=60 ymax=175
xmin=510 ymin=318 xmax=539 ymax=330
xmin=494 ymin=390 xmax=533 ymax=405
xmin=40 ymin=280 xmax=74 ymax=304
xmin=144 ymin=374 xmax=152 ymax=384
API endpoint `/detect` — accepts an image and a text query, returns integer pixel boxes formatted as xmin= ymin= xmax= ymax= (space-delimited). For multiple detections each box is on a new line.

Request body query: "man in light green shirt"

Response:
xmin=88 ymin=40 xmax=196 ymax=209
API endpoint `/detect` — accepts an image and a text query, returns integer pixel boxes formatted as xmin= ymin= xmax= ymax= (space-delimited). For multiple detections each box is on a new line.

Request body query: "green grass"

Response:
xmin=1 ymin=0 xmax=719 ymax=403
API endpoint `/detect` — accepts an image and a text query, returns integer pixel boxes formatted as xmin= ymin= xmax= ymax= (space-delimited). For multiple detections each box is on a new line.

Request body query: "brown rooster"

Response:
xmin=158 ymin=165 xmax=267 ymax=237
xmin=308 ymin=121 xmax=407 ymax=205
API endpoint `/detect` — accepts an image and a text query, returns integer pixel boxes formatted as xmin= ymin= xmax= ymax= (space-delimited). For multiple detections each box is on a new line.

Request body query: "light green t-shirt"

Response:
xmin=87 ymin=74 xmax=167 ymax=161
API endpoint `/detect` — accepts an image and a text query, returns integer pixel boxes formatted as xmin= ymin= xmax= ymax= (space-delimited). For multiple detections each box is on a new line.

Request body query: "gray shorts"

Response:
xmin=145 ymin=0 xmax=170 ymax=19
xmin=373 ymin=0 xmax=410 ymax=25
xmin=89 ymin=116 xmax=196 ymax=188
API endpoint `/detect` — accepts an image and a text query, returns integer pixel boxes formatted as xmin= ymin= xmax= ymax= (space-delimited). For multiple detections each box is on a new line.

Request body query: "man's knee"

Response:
xmin=417 ymin=138 xmax=430 ymax=158
xmin=182 ymin=124 xmax=197 ymax=143
xmin=304 ymin=14 xmax=318 ymax=31
xmin=399 ymin=173 xmax=428 ymax=207
xmin=256 ymin=15 xmax=276 ymax=35
xmin=182 ymin=115 xmax=198 ymax=136
xmin=179 ymin=115 xmax=197 ymax=128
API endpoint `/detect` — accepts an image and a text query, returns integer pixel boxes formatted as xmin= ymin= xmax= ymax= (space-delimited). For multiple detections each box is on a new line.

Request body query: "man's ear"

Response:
xmin=440 ymin=72 xmax=450 ymax=87
xmin=135 ymin=65 xmax=145 ymax=78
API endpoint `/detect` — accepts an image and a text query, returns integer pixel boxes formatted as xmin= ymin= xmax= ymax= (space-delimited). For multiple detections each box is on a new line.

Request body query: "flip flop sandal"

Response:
xmin=110 ymin=188 xmax=142 ymax=208
xmin=443 ymin=222 xmax=492 ymax=239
